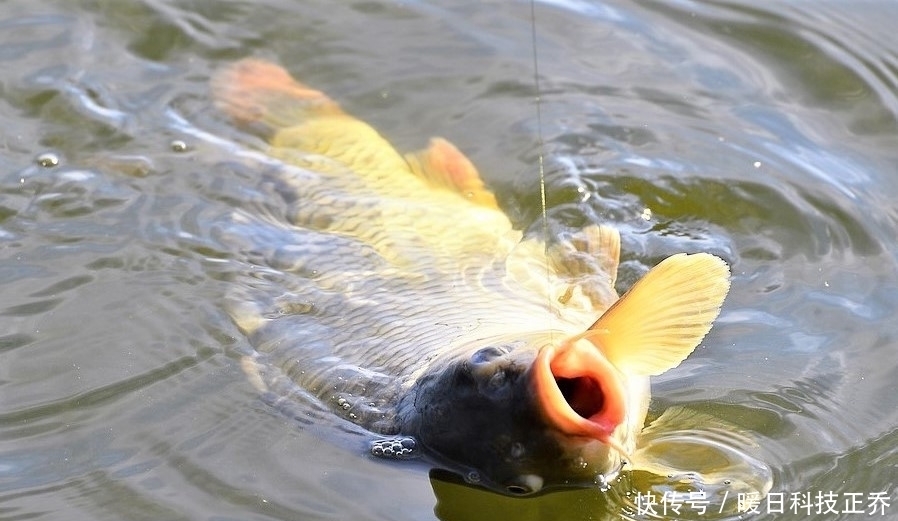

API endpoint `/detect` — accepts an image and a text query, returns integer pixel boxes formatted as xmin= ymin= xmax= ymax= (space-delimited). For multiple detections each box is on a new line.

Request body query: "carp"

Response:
xmin=213 ymin=59 xmax=730 ymax=495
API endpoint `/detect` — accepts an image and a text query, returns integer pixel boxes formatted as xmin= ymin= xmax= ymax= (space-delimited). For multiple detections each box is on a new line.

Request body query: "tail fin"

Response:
xmin=211 ymin=59 xmax=497 ymax=202
xmin=211 ymin=59 xmax=411 ymax=182
xmin=211 ymin=58 xmax=342 ymax=134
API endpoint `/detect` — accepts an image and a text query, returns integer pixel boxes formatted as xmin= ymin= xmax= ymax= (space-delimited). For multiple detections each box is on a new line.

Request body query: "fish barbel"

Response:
xmin=214 ymin=59 xmax=730 ymax=495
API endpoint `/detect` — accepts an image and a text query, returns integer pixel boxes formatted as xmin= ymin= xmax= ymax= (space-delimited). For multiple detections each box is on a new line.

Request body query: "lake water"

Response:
xmin=2 ymin=1 xmax=897 ymax=520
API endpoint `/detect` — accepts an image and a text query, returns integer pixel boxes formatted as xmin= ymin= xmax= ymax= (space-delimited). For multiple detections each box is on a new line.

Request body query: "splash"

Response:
xmin=610 ymin=417 xmax=773 ymax=520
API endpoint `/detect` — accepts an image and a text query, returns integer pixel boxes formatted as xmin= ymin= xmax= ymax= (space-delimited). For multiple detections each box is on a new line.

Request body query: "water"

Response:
xmin=2 ymin=0 xmax=897 ymax=520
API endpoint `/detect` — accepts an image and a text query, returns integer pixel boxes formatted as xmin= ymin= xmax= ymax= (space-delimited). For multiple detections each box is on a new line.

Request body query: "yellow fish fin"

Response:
xmin=556 ymin=225 xmax=620 ymax=285
xmin=211 ymin=58 xmax=343 ymax=134
xmin=636 ymin=406 xmax=755 ymax=444
xmin=404 ymin=138 xmax=499 ymax=209
xmin=213 ymin=59 xmax=413 ymax=184
xmin=626 ymin=406 xmax=772 ymax=498
xmin=583 ymin=224 xmax=621 ymax=288
xmin=584 ymin=253 xmax=730 ymax=376
xmin=505 ymin=224 xmax=622 ymax=314
xmin=550 ymin=224 xmax=621 ymax=309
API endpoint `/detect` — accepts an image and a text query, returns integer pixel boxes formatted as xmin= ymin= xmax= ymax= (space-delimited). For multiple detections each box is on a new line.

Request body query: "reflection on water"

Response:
xmin=1 ymin=0 xmax=898 ymax=520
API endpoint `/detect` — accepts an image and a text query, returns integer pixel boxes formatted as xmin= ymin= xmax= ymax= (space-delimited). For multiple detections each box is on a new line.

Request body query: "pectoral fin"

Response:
xmin=404 ymin=138 xmax=499 ymax=209
xmin=626 ymin=406 xmax=772 ymax=503
xmin=585 ymin=253 xmax=730 ymax=376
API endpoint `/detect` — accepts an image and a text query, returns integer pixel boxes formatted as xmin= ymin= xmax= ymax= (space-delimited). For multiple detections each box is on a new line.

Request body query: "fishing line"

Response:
xmin=529 ymin=0 xmax=556 ymax=329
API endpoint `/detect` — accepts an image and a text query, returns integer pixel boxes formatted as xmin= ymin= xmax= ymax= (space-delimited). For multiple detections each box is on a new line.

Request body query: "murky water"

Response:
xmin=2 ymin=1 xmax=897 ymax=520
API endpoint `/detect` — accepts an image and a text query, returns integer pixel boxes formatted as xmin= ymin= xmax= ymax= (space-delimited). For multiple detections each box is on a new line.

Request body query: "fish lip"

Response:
xmin=531 ymin=339 xmax=627 ymax=443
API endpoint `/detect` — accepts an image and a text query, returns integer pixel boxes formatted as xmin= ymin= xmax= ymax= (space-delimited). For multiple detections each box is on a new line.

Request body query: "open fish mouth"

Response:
xmin=532 ymin=339 xmax=628 ymax=456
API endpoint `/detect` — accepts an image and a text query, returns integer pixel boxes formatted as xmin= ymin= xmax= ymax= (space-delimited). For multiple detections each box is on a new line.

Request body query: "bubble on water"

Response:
xmin=596 ymin=474 xmax=616 ymax=492
xmin=577 ymin=185 xmax=591 ymax=203
xmin=36 ymin=152 xmax=59 ymax=168
xmin=370 ymin=437 xmax=418 ymax=460
xmin=171 ymin=139 xmax=189 ymax=152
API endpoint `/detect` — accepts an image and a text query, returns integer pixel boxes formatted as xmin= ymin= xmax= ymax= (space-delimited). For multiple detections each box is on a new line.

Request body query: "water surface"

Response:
xmin=2 ymin=1 xmax=898 ymax=520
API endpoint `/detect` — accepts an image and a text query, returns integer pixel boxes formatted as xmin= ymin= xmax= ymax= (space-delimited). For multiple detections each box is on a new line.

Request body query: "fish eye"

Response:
xmin=470 ymin=346 xmax=507 ymax=365
xmin=506 ymin=484 xmax=530 ymax=495
xmin=504 ymin=474 xmax=544 ymax=495
xmin=487 ymin=370 xmax=507 ymax=389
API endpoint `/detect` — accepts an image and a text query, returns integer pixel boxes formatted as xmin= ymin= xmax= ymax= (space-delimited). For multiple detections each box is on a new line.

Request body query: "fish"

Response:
xmin=212 ymin=59 xmax=731 ymax=495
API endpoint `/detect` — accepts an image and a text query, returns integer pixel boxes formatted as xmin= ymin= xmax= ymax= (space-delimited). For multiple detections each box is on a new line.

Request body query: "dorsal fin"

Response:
xmin=558 ymin=224 xmax=620 ymax=289
xmin=585 ymin=225 xmax=620 ymax=287
xmin=404 ymin=138 xmax=499 ymax=209
xmin=584 ymin=253 xmax=730 ymax=376
xmin=550 ymin=224 xmax=621 ymax=309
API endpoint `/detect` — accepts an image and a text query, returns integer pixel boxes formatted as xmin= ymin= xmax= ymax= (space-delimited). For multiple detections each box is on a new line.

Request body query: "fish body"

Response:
xmin=215 ymin=60 xmax=730 ymax=495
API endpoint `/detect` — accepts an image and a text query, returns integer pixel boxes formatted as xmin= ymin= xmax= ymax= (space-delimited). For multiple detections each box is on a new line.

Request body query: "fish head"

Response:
xmin=397 ymin=252 xmax=731 ymax=495
xmin=398 ymin=334 xmax=638 ymax=495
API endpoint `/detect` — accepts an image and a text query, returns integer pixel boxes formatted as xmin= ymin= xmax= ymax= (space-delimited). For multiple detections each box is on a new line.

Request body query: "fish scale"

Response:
xmin=229 ymin=234 xmax=569 ymax=385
